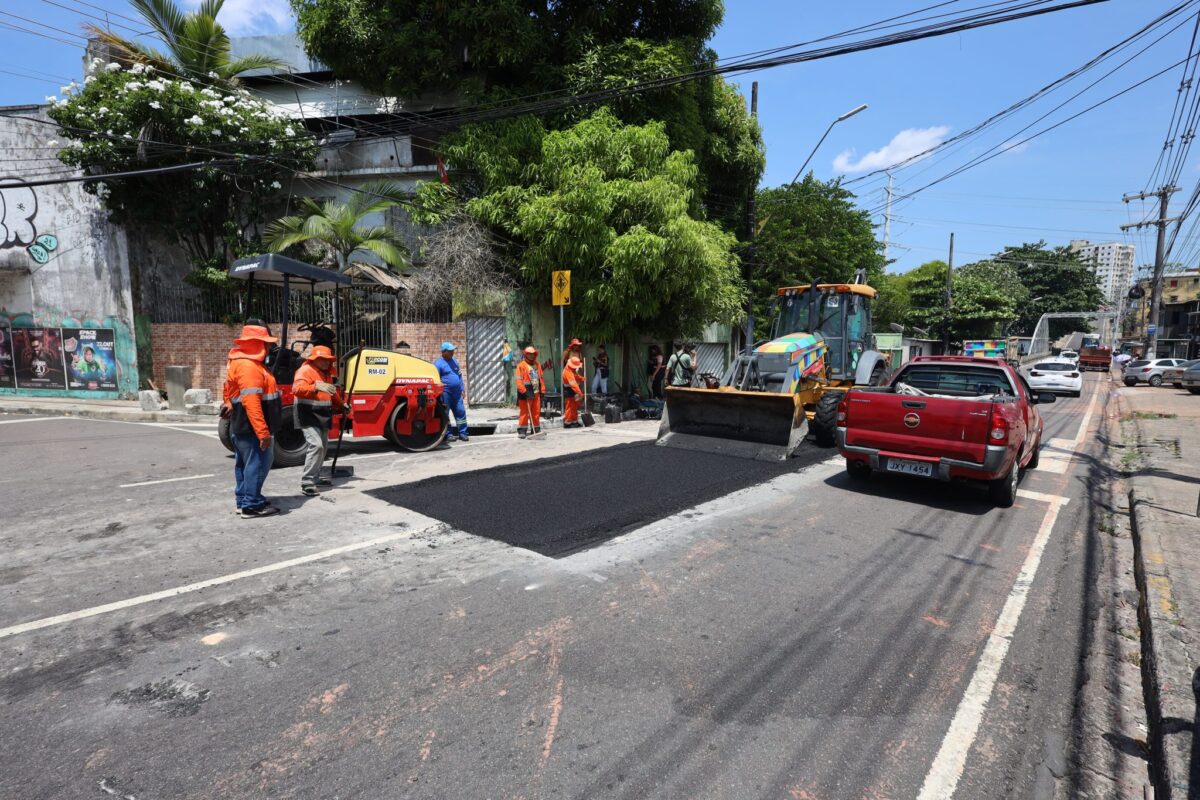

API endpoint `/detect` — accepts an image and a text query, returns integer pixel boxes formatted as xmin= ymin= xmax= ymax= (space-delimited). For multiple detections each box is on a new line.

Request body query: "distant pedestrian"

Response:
xmin=222 ymin=323 xmax=283 ymax=518
xmin=501 ymin=337 xmax=516 ymax=404
xmin=434 ymin=342 xmax=469 ymax=442
xmin=516 ymin=346 xmax=545 ymax=438
xmin=562 ymin=356 xmax=585 ymax=428
xmin=647 ymin=344 xmax=665 ymax=399
xmin=592 ymin=344 xmax=609 ymax=397
xmin=667 ymin=342 xmax=695 ymax=388
xmin=292 ymin=345 xmax=341 ymax=497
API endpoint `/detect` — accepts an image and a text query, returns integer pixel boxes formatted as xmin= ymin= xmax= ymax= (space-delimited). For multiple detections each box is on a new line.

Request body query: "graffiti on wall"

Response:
xmin=0 ymin=179 xmax=60 ymax=264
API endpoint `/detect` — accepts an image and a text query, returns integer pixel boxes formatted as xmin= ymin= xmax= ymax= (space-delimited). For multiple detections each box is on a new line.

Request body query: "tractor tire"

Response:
xmin=988 ymin=462 xmax=1019 ymax=508
xmin=812 ymin=390 xmax=845 ymax=448
xmin=846 ymin=459 xmax=871 ymax=481
xmin=1149 ymin=374 xmax=1163 ymax=387
xmin=272 ymin=410 xmax=308 ymax=468
xmin=870 ymin=364 xmax=888 ymax=386
xmin=217 ymin=416 xmax=234 ymax=453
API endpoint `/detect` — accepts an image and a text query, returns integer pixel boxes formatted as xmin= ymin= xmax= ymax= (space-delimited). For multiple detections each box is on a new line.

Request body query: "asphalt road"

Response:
xmin=0 ymin=376 xmax=1144 ymax=799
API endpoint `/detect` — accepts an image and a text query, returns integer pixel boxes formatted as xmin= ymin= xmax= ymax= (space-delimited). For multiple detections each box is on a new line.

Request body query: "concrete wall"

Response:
xmin=0 ymin=107 xmax=139 ymax=398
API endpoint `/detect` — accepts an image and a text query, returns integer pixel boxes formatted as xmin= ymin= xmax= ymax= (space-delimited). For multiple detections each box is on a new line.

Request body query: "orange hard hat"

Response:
xmin=306 ymin=345 xmax=334 ymax=362
xmin=234 ymin=324 xmax=278 ymax=344
xmin=569 ymin=338 xmax=583 ymax=347
xmin=523 ymin=346 xmax=538 ymax=355
xmin=567 ymin=356 xmax=583 ymax=369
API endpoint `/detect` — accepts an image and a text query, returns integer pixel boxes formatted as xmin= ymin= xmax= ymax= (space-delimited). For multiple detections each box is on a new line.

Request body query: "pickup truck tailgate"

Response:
xmin=842 ymin=392 xmax=993 ymax=463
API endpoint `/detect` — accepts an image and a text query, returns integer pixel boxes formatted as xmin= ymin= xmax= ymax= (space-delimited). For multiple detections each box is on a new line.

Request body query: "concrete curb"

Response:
xmin=0 ymin=404 xmax=217 ymax=425
xmin=1123 ymin=395 xmax=1196 ymax=799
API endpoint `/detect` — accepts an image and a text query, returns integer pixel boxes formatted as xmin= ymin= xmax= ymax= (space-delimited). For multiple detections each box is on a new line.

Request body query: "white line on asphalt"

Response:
xmin=1016 ymin=489 xmax=1071 ymax=505
xmin=73 ymin=416 xmax=220 ymax=439
xmin=0 ymin=416 xmax=64 ymax=425
xmin=119 ymin=473 xmax=217 ymax=488
xmin=0 ymin=526 xmax=438 ymax=639
xmin=917 ymin=490 xmax=1069 ymax=799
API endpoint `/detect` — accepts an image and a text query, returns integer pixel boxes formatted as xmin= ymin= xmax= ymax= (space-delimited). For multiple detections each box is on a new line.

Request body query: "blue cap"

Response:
xmin=440 ymin=341 xmax=456 ymax=351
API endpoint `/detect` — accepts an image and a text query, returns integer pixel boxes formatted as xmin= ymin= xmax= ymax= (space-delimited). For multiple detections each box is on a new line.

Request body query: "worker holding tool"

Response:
xmin=434 ymin=341 xmax=469 ymax=442
xmin=222 ymin=323 xmax=283 ymax=518
xmin=292 ymin=345 xmax=342 ymax=497
xmin=562 ymin=337 xmax=584 ymax=367
xmin=561 ymin=356 xmax=585 ymax=428
xmin=515 ymin=345 xmax=545 ymax=438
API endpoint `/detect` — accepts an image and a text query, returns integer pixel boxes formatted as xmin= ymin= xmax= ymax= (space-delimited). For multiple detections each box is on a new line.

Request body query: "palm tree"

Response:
xmin=85 ymin=0 xmax=285 ymax=85
xmin=265 ymin=181 xmax=411 ymax=272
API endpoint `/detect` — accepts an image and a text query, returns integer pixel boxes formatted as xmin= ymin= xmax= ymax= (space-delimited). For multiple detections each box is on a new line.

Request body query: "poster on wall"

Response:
xmin=0 ymin=318 xmax=13 ymax=389
xmin=12 ymin=327 xmax=67 ymax=390
xmin=63 ymin=328 xmax=117 ymax=391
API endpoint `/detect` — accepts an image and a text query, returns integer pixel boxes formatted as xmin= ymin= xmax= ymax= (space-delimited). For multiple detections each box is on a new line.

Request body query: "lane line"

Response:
xmin=0 ymin=526 xmax=439 ymax=639
xmin=0 ymin=416 xmax=64 ymax=425
xmin=917 ymin=490 xmax=1068 ymax=799
xmin=1016 ymin=489 xmax=1071 ymax=505
xmin=119 ymin=473 xmax=217 ymax=488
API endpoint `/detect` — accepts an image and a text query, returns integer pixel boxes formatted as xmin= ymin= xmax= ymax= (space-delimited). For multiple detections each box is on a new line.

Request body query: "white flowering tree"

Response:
xmin=48 ymin=58 xmax=315 ymax=272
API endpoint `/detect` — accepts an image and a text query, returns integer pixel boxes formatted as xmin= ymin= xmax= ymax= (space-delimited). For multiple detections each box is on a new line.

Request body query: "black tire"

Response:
xmin=1123 ymin=378 xmax=1137 ymax=387
xmin=811 ymin=390 xmax=845 ymax=448
xmin=217 ymin=415 xmax=234 ymax=453
xmin=846 ymin=459 xmax=871 ymax=481
xmin=385 ymin=399 xmax=448 ymax=452
xmin=1149 ymin=374 xmax=1163 ymax=387
xmin=869 ymin=364 xmax=887 ymax=386
xmin=1190 ymin=388 xmax=1200 ymax=395
xmin=1025 ymin=434 xmax=1040 ymax=470
xmin=272 ymin=409 xmax=308 ymax=468
xmin=988 ymin=462 xmax=1019 ymax=508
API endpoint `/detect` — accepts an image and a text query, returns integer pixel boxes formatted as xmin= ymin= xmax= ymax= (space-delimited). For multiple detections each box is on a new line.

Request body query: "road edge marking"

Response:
xmin=917 ymin=489 xmax=1067 ymax=799
xmin=0 ymin=525 xmax=442 ymax=639
xmin=119 ymin=473 xmax=216 ymax=488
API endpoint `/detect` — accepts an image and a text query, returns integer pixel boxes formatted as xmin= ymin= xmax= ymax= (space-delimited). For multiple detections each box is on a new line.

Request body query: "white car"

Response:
xmin=1059 ymin=349 xmax=1079 ymax=364
xmin=1026 ymin=359 xmax=1082 ymax=397
xmin=1123 ymin=358 xmax=1189 ymax=387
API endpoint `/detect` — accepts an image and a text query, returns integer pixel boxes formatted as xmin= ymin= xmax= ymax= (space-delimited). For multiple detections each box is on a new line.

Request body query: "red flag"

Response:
xmin=437 ymin=155 xmax=449 ymax=184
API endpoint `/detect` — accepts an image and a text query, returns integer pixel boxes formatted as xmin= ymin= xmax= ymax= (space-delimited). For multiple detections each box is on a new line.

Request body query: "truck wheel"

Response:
xmin=988 ymin=462 xmax=1019 ymax=508
xmin=870 ymin=364 xmax=887 ymax=386
xmin=272 ymin=411 xmax=308 ymax=468
xmin=1149 ymin=375 xmax=1163 ymax=387
xmin=1025 ymin=435 xmax=1040 ymax=470
xmin=217 ymin=416 xmax=234 ymax=453
xmin=1190 ymin=388 xmax=1200 ymax=395
xmin=811 ymin=390 xmax=845 ymax=448
xmin=846 ymin=459 xmax=871 ymax=481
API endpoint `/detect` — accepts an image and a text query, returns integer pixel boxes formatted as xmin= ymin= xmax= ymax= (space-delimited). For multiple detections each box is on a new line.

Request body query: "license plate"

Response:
xmin=887 ymin=458 xmax=934 ymax=477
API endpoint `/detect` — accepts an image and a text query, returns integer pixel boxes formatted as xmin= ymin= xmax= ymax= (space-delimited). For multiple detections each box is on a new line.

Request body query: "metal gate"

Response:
xmin=465 ymin=317 xmax=506 ymax=404
xmin=694 ymin=343 xmax=727 ymax=382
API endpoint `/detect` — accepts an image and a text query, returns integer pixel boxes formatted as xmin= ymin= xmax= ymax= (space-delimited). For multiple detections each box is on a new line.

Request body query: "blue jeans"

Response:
xmin=444 ymin=389 xmax=468 ymax=438
xmin=233 ymin=432 xmax=271 ymax=509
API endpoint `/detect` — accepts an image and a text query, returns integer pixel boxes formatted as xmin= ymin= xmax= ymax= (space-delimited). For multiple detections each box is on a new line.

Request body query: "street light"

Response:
xmin=790 ymin=103 xmax=869 ymax=184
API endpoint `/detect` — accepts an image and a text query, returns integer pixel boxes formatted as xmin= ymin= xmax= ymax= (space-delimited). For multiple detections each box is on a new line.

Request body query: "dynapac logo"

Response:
xmin=903 ymin=412 xmax=921 ymax=428
xmin=364 ymin=356 xmax=389 ymax=364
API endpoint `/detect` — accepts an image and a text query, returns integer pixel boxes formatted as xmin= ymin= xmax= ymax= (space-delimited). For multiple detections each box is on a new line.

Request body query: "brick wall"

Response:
xmin=149 ymin=322 xmax=469 ymax=396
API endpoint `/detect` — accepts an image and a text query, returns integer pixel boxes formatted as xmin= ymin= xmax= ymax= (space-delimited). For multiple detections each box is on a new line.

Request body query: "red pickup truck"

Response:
xmin=836 ymin=356 xmax=1055 ymax=507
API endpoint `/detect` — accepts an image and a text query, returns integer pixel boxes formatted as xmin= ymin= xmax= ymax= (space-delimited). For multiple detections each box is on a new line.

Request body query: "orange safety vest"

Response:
xmin=516 ymin=360 xmax=544 ymax=395
xmin=224 ymin=347 xmax=281 ymax=440
xmin=292 ymin=361 xmax=339 ymax=429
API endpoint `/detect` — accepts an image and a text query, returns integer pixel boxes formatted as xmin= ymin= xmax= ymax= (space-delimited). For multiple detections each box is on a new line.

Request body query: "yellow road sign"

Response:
xmin=552 ymin=270 xmax=571 ymax=306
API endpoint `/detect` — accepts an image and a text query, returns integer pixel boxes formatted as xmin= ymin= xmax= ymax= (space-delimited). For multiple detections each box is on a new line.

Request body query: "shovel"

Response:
xmin=581 ymin=352 xmax=595 ymax=427
xmin=327 ymin=338 xmax=365 ymax=479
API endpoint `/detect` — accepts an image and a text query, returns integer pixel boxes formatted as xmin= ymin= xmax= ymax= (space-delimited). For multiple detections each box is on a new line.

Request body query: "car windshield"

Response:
xmin=895 ymin=364 xmax=1013 ymax=396
xmin=1033 ymin=363 xmax=1075 ymax=372
xmin=1128 ymin=360 xmax=1150 ymax=368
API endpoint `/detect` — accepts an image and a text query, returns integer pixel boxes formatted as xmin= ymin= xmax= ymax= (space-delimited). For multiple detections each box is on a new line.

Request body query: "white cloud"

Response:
xmin=183 ymin=0 xmax=294 ymax=35
xmin=833 ymin=126 xmax=950 ymax=173
xmin=1000 ymin=138 xmax=1030 ymax=156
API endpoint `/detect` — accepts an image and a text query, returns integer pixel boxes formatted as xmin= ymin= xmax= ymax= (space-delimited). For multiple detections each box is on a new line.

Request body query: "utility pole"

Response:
xmin=943 ymin=232 xmax=955 ymax=352
xmin=882 ymin=173 xmax=894 ymax=265
xmin=741 ymin=80 xmax=759 ymax=352
xmin=1121 ymin=185 xmax=1179 ymax=357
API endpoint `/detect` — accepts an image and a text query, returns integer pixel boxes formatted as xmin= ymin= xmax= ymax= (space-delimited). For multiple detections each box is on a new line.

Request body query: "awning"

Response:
xmin=229 ymin=253 xmax=350 ymax=291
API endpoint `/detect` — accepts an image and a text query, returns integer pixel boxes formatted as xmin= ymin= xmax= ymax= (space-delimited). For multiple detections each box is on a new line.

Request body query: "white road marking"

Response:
xmin=0 ymin=526 xmax=439 ymax=639
xmin=0 ymin=416 xmax=65 ymax=425
xmin=1016 ymin=489 xmax=1071 ymax=505
xmin=119 ymin=473 xmax=216 ymax=488
xmin=72 ymin=416 xmax=221 ymax=440
xmin=917 ymin=490 xmax=1069 ymax=799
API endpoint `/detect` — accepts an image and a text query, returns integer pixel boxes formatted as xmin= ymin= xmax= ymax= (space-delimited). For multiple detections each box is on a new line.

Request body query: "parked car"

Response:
xmin=1123 ymin=358 xmax=1189 ymax=387
xmin=1025 ymin=359 xmax=1082 ymax=397
xmin=1059 ymin=349 xmax=1079 ymax=365
xmin=837 ymin=356 xmax=1053 ymax=507
xmin=1163 ymin=359 xmax=1200 ymax=388
xmin=1181 ymin=362 xmax=1200 ymax=395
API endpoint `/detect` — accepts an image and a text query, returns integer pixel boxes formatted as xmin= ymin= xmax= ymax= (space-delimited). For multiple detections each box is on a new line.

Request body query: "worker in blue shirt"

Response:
xmin=434 ymin=342 xmax=469 ymax=442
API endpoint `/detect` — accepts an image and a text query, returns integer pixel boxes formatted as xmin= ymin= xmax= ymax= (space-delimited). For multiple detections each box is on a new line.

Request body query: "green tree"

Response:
xmin=265 ymin=181 xmax=410 ymax=271
xmin=986 ymin=242 xmax=1104 ymax=335
xmin=750 ymin=175 xmax=884 ymax=339
xmin=433 ymin=109 xmax=742 ymax=343
xmin=86 ymin=0 xmax=286 ymax=85
xmin=905 ymin=256 xmax=1032 ymax=342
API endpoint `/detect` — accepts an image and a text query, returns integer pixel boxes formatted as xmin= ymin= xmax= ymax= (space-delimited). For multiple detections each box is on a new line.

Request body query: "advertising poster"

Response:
xmin=63 ymin=328 xmax=118 ymax=391
xmin=12 ymin=327 xmax=67 ymax=390
xmin=0 ymin=318 xmax=13 ymax=389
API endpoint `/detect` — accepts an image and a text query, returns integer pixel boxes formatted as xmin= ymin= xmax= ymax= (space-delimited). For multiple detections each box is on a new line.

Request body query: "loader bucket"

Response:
xmin=657 ymin=387 xmax=809 ymax=462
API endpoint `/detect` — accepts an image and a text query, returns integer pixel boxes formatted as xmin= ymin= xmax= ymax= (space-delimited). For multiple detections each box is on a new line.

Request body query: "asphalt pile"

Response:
xmin=369 ymin=441 xmax=826 ymax=557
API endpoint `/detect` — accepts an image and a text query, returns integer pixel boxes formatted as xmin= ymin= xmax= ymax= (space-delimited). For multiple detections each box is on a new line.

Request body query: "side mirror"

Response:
xmin=1037 ymin=392 xmax=1057 ymax=404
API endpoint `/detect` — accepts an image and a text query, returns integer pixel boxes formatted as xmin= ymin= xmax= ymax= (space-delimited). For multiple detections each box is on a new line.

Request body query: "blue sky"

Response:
xmin=0 ymin=0 xmax=1191 ymax=274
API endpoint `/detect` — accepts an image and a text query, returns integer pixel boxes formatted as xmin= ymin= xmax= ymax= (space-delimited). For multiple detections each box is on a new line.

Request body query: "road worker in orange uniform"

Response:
xmin=515 ymin=345 xmax=545 ymax=438
xmin=222 ymin=324 xmax=283 ymax=518
xmin=292 ymin=345 xmax=342 ymax=497
xmin=561 ymin=356 xmax=585 ymax=428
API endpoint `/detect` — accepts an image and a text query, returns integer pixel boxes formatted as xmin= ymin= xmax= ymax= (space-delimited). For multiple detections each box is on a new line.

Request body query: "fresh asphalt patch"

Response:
xmin=367 ymin=441 xmax=831 ymax=557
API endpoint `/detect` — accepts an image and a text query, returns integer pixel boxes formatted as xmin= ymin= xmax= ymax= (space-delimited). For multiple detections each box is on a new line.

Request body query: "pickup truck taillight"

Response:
xmin=836 ymin=396 xmax=848 ymax=427
xmin=988 ymin=407 xmax=1010 ymax=443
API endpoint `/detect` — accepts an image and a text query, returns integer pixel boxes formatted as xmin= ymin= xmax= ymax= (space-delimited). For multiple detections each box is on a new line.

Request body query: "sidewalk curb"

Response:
xmin=0 ymin=404 xmax=217 ymax=425
xmin=1122 ymin=392 xmax=1196 ymax=799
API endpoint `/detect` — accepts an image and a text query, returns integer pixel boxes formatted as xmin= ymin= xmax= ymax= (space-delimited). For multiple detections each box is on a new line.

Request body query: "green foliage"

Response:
xmin=49 ymin=60 xmax=315 ymax=266
xmin=442 ymin=109 xmax=742 ymax=342
xmin=994 ymin=242 xmax=1105 ymax=335
xmin=750 ymin=176 xmax=884 ymax=339
xmin=265 ymin=180 xmax=411 ymax=271
xmin=872 ymin=271 xmax=911 ymax=329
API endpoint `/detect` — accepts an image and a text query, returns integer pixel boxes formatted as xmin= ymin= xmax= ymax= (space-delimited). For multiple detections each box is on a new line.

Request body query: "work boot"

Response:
xmin=316 ymin=477 xmax=332 ymax=486
xmin=459 ymin=434 xmax=470 ymax=442
xmin=241 ymin=505 xmax=280 ymax=518
xmin=302 ymin=485 xmax=319 ymax=497
xmin=518 ymin=429 xmax=528 ymax=439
